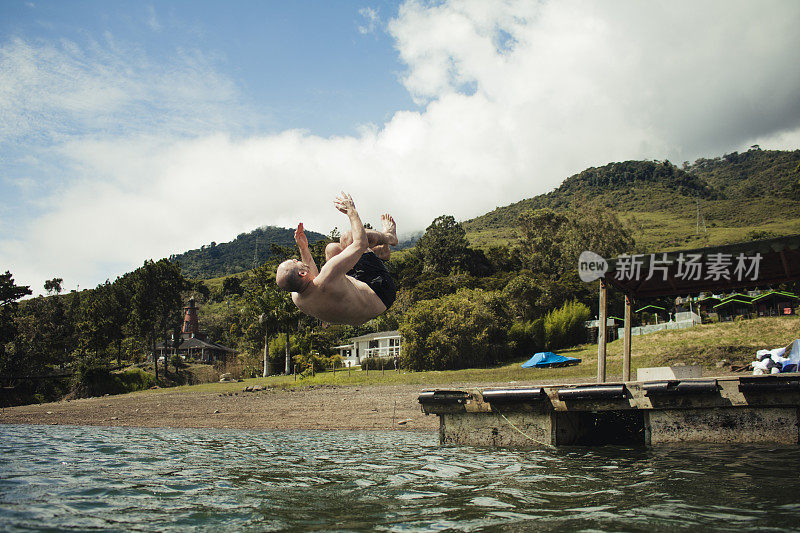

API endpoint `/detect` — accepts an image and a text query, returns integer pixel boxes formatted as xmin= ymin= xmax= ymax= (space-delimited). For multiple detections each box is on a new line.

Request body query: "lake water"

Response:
xmin=1 ymin=425 xmax=800 ymax=532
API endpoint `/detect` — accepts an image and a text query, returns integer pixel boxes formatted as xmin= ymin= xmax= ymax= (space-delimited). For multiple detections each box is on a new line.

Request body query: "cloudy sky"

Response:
xmin=2 ymin=0 xmax=799 ymax=293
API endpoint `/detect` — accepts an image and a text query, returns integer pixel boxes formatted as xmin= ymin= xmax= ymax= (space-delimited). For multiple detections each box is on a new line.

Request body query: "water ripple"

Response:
xmin=2 ymin=425 xmax=800 ymax=531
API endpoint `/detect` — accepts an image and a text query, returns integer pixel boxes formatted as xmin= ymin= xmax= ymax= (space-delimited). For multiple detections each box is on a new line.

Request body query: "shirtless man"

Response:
xmin=275 ymin=193 xmax=398 ymax=326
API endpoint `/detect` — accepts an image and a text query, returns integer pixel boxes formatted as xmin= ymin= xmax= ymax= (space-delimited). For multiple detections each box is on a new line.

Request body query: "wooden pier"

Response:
xmin=419 ymin=374 xmax=800 ymax=447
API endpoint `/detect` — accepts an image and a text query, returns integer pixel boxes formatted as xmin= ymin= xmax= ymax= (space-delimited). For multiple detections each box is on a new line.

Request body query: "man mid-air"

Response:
xmin=275 ymin=193 xmax=398 ymax=326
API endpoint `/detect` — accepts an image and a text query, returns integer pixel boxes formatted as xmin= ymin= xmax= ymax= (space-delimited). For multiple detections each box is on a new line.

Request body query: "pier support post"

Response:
xmin=623 ymin=294 xmax=632 ymax=381
xmin=597 ymin=280 xmax=607 ymax=383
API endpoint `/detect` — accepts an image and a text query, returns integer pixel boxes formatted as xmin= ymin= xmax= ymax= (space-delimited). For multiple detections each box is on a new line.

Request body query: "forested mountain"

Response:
xmin=464 ymin=148 xmax=800 ymax=251
xmin=169 ymin=226 xmax=326 ymax=279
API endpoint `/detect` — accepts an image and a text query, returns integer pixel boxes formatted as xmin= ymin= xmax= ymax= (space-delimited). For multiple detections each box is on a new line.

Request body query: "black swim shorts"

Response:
xmin=347 ymin=251 xmax=397 ymax=310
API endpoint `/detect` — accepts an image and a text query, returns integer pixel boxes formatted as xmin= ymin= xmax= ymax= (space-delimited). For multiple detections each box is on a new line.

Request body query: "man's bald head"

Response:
xmin=276 ymin=259 xmax=309 ymax=292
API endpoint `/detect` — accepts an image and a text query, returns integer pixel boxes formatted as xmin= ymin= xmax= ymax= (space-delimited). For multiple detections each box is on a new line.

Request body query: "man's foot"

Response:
xmin=381 ymin=214 xmax=398 ymax=246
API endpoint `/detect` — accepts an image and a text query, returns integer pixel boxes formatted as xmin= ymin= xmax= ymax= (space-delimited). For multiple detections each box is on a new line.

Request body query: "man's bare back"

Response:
xmin=275 ymin=194 xmax=398 ymax=326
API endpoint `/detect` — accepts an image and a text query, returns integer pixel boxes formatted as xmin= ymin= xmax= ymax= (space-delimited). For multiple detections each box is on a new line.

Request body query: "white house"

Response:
xmin=334 ymin=330 xmax=401 ymax=367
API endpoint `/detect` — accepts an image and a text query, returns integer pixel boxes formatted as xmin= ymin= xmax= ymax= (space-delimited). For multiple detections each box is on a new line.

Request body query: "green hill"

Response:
xmin=169 ymin=225 xmax=326 ymax=279
xmin=464 ymin=148 xmax=800 ymax=251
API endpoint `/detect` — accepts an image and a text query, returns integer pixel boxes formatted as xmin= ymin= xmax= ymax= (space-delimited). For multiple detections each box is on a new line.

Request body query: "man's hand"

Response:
xmin=316 ymin=193 xmax=367 ymax=285
xmin=294 ymin=222 xmax=319 ymax=277
xmin=334 ymin=193 xmax=357 ymax=216
xmin=294 ymin=222 xmax=308 ymax=249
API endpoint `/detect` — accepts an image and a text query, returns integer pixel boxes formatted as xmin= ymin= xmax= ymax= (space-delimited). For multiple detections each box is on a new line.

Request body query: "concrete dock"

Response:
xmin=419 ymin=374 xmax=800 ymax=448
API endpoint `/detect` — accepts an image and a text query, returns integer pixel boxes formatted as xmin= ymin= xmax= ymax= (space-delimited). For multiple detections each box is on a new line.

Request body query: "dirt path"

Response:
xmin=0 ymin=384 xmax=441 ymax=432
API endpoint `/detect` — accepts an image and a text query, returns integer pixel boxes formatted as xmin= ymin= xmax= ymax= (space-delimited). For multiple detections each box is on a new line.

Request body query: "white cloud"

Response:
xmin=2 ymin=0 xmax=800 ymax=293
xmin=0 ymin=36 xmax=248 ymax=144
xmin=358 ymin=7 xmax=380 ymax=35
xmin=146 ymin=5 xmax=162 ymax=32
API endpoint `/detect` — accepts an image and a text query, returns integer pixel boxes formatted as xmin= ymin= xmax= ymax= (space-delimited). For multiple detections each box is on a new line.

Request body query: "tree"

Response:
xmin=485 ymin=244 xmax=521 ymax=272
xmin=517 ymin=209 xmax=571 ymax=278
xmin=6 ymin=297 xmax=55 ymax=392
xmin=0 ymin=272 xmax=32 ymax=376
xmin=44 ymin=288 xmax=74 ymax=370
xmin=792 ymin=163 xmax=800 ymax=200
xmin=44 ymin=278 xmax=63 ymax=296
xmin=107 ymin=276 xmax=133 ymax=368
xmin=261 ymin=285 xmax=299 ymax=375
xmin=79 ymin=281 xmax=116 ymax=360
xmin=243 ymin=264 xmax=301 ymax=376
xmin=190 ymin=280 xmax=210 ymax=303
xmin=399 ymin=289 xmax=510 ymax=371
xmin=222 ymin=276 xmax=243 ymax=298
xmin=502 ymin=273 xmax=542 ymax=321
xmin=517 ymin=208 xmax=635 ymax=279
xmin=415 ymin=215 xmax=470 ymax=275
xmin=388 ymin=248 xmax=424 ymax=289
xmin=129 ymin=260 xmax=185 ymax=381
xmin=78 ymin=279 xmax=131 ymax=368
xmin=1 ymin=276 xmax=77 ymax=403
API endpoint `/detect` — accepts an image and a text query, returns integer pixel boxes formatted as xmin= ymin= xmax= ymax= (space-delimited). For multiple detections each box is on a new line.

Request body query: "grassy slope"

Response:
xmin=134 ymin=316 xmax=799 ymax=396
xmin=462 ymin=149 xmax=800 ymax=252
xmin=465 ymin=206 xmax=800 ymax=252
xmin=620 ymin=207 xmax=800 ymax=251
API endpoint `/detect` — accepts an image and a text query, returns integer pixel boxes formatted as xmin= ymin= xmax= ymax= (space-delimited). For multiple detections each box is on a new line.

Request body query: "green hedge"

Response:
xmin=399 ymin=288 xmax=510 ymax=371
xmin=72 ymin=363 xmax=156 ymax=398
xmin=360 ymin=356 xmax=395 ymax=370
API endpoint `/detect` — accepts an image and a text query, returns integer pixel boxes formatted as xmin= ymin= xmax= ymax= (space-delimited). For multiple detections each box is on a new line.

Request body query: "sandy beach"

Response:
xmin=0 ymin=384 xmax=442 ymax=432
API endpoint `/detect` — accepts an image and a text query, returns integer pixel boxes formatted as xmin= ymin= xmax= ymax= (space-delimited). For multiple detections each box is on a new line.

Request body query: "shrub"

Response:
xmin=361 ymin=356 xmax=394 ymax=370
xmin=293 ymin=351 xmax=340 ymax=373
xmin=269 ymin=334 xmax=301 ymax=360
xmin=72 ymin=359 xmax=117 ymax=398
xmin=170 ymin=354 xmax=186 ymax=370
xmin=239 ymin=365 xmax=260 ymax=379
xmin=115 ymin=368 xmax=156 ymax=391
xmin=543 ymin=300 xmax=591 ymax=350
xmin=72 ymin=363 xmax=158 ymax=399
xmin=399 ymin=288 xmax=510 ymax=371
xmin=508 ymin=318 xmax=545 ymax=356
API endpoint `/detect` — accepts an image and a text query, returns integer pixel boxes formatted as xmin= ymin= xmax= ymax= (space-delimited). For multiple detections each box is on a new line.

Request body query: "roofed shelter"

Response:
xmin=752 ymin=290 xmax=799 ymax=317
xmin=584 ymin=316 xmax=622 ymax=343
xmin=635 ymin=304 xmax=668 ymax=325
xmin=696 ymin=295 xmax=722 ymax=314
xmin=595 ymin=234 xmax=800 ymax=383
xmin=713 ymin=296 xmax=754 ymax=321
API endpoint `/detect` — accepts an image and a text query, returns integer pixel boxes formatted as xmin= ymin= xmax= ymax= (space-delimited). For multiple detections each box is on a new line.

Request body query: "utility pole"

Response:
xmin=696 ymin=195 xmax=708 ymax=236
xmin=696 ymin=196 xmax=701 ymax=235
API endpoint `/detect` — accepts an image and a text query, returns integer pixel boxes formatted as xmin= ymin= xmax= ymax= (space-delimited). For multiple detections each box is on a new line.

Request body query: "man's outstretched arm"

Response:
xmin=294 ymin=222 xmax=319 ymax=277
xmin=316 ymin=193 xmax=367 ymax=282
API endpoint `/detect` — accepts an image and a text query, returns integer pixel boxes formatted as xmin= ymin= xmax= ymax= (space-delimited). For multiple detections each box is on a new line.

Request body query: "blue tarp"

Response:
xmin=521 ymin=352 xmax=582 ymax=368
